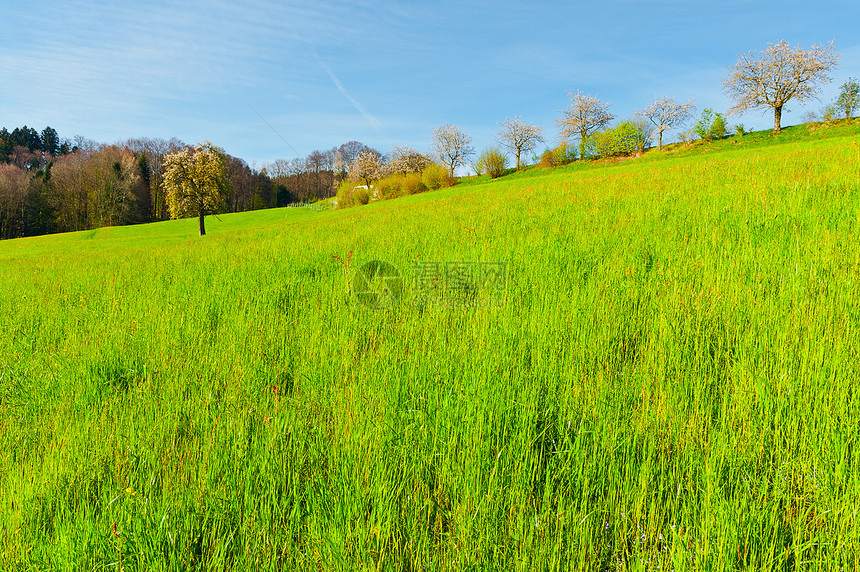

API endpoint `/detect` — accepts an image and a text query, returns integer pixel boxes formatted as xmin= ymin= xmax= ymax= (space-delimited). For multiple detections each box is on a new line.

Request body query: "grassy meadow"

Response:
xmin=2 ymin=122 xmax=860 ymax=570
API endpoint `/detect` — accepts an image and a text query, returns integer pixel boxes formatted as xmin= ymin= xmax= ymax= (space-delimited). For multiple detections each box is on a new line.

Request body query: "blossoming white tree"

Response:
xmin=635 ymin=97 xmax=696 ymax=150
xmin=163 ymin=141 xmax=231 ymax=236
xmin=555 ymin=91 xmax=615 ymax=159
xmin=723 ymin=40 xmax=839 ymax=133
xmin=496 ymin=117 xmax=544 ymax=170
xmin=348 ymin=149 xmax=382 ymax=188
xmin=431 ymin=124 xmax=475 ymax=178
xmin=384 ymin=146 xmax=433 ymax=176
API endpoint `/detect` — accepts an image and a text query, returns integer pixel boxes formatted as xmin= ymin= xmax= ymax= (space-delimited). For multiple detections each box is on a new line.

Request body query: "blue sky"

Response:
xmin=2 ymin=0 xmax=859 ymax=169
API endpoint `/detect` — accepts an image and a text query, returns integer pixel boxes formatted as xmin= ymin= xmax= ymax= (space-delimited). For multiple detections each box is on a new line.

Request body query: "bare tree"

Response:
xmin=431 ymin=124 xmax=475 ymax=178
xmin=120 ymin=136 xmax=185 ymax=219
xmin=8 ymin=145 xmax=41 ymax=170
xmin=0 ymin=164 xmax=29 ymax=239
xmin=321 ymin=147 xmax=340 ymax=196
xmin=50 ymin=151 xmax=91 ymax=232
xmin=555 ymin=91 xmax=615 ymax=158
xmin=336 ymin=140 xmax=373 ymax=175
xmin=723 ymin=40 xmax=839 ymax=133
xmin=227 ymin=156 xmax=256 ymax=212
xmin=88 ymin=146 xmax=141 ymax=228
xmin=337 ymin=141 xmax=366 ymax=166
xmin=286 ymin=157 xmax=311 ymax=200
xmin=635 ymin=97 xmax=696 ymax=150
xmin=496 ymin=117 xmax=544 ymax=170
xmin=72 ymin=135 xmax=99 ymax=153
xmin=836 ymin=77 xmax=860 ymax=120
xmin=305 ymin=150 xmax=327 ymax=198
xmin=266 ymin=159 xmax=291 ymax=181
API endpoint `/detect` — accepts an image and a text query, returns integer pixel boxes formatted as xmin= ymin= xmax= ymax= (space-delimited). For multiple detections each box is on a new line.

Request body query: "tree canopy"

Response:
xmin=163 ymin=142 xmax=231 ymax=236
xmin=635 ymin=97 xmax=695 ymax=150
xmin=555 ymin=91 xmax=615 ymax=158
xmin=836 ymin=77 xmax=860 ymax=120
xmin=432 ymin=124 xmax=475 ymax=178
xmin=497 ymin=117 xmax=544 ymax=170
xmin=723 ymin=40 xmax=839 ymax=133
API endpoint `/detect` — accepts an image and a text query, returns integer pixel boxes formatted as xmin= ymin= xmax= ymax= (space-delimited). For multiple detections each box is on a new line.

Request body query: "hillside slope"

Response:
xmin=2 ymin=121 xmax=859 ymax=571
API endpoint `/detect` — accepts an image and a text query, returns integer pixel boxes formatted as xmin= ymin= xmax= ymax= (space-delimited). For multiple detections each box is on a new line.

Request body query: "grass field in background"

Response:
xmin=2 ymin=122 xmax=860 ymax=571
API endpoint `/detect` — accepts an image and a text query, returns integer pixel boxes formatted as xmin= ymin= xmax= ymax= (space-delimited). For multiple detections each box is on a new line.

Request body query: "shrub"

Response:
xmin=582 ymin=120 xmax=652 ymax=159
xmin=540 ymin=144 xmax=576 ymax=168
xmin=351 ymin=186 xmax=370 ymax=206
xmin=476 ymin=147 xmax=508 ymax=178
xmin=583 ymin=130 xmax=618 ymax=158
xmin=421 ymin=163 xmax=450 ymax=190
xmin=539 ymin=149 xmax=555 ymax=169
xmin=401 ymin=172 xmax=424 ymax=195
xmin=709 ymin=113 xmax=728 ymax=140
xmin=553 ymin=143 xmax=576 ymax=165
xmin=734 ymin=124 xmax=746 ymax=136
xmin=374 ymin=176 xmax=402 ymax=200
xmin=335 ymin=180 xmax=353 ymax=209
xmin=348 ymin=172 xmax=425 ymax=203
xmin=694 ymin=108 xmax=728 ymax=141
xmin=618 ymin=120 xmax=652 ymax=154
xmin=836 ymin=77 xmax=860 ymax=120
xmin=694 ymin=109 xmax=714 ymax=140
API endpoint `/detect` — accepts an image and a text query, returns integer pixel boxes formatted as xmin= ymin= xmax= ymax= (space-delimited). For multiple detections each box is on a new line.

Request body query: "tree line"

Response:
xmin=0 ymin=125 xmax=75 ymax=169
xmin=0 ymin=133 xmax=271 ymax=239
xmin=0 ymin=131 xmax=386 ymax=240
xmin=2 ymin=40 xmax=857 ymax=238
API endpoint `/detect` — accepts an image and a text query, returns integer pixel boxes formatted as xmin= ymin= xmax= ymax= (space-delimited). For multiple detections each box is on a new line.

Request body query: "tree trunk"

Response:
xmin=515 ymin=150 xmax=521 ymax=171
xmin=773 ymin=105 xmax=783 ymax=133
xmin=657 ymin=129 xmax=663 ymax=150
xmin=579 ymin=128 xmax=588 ymax=160
xmin=198 ymin=208 xmax=206 ymax=236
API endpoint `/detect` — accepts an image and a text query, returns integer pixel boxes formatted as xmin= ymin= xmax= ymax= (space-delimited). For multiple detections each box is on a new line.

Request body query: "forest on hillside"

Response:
xmin=0 ymin=126 xmax=379 ymax=240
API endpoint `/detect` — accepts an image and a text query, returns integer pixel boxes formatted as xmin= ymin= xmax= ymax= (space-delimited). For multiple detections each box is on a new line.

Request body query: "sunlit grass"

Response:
xmin=1 ymin=122 xmax=860 ymax=570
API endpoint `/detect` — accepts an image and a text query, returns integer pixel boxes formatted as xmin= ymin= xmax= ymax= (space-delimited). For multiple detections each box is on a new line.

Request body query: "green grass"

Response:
xmin=2 ymin=121 xmax=860 ymax=570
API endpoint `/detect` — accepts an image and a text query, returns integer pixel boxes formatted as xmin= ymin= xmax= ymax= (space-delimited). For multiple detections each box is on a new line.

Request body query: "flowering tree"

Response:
xmin=431 ymin=124 xmax=475 ymax=178
xmin=723 ymin=40 xmax=839 ymax=133
xmin=496 ymin=117 xmax=544 ymax=170
xmin=385 ymin=146 xmax=433 ymax=176
xmin=348 ymin=149 xmax=382 ymax=188
xmin=163 ymin=141 xmax=231 ymax=236
xmin=635 ymin=97 xmax=696 ymax=149
xmin=555 ymin=91 xmax=615 ymax=158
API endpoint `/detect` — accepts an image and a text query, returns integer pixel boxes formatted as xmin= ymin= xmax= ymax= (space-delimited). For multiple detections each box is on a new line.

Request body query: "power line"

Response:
xmin=251 ymin=107 xmax=301 ymax=158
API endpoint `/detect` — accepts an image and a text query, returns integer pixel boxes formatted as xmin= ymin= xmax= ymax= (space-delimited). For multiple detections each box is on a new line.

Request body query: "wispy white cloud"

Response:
xmin=316 ymin=58 xmax=382 ymax=131
xmin=3 ymin=0 xmax=858 ymax=163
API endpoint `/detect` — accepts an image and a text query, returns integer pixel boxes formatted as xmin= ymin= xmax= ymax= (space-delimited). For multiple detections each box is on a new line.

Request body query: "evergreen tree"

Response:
xmin=41 ymin=127 xmax=60 ymax=156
